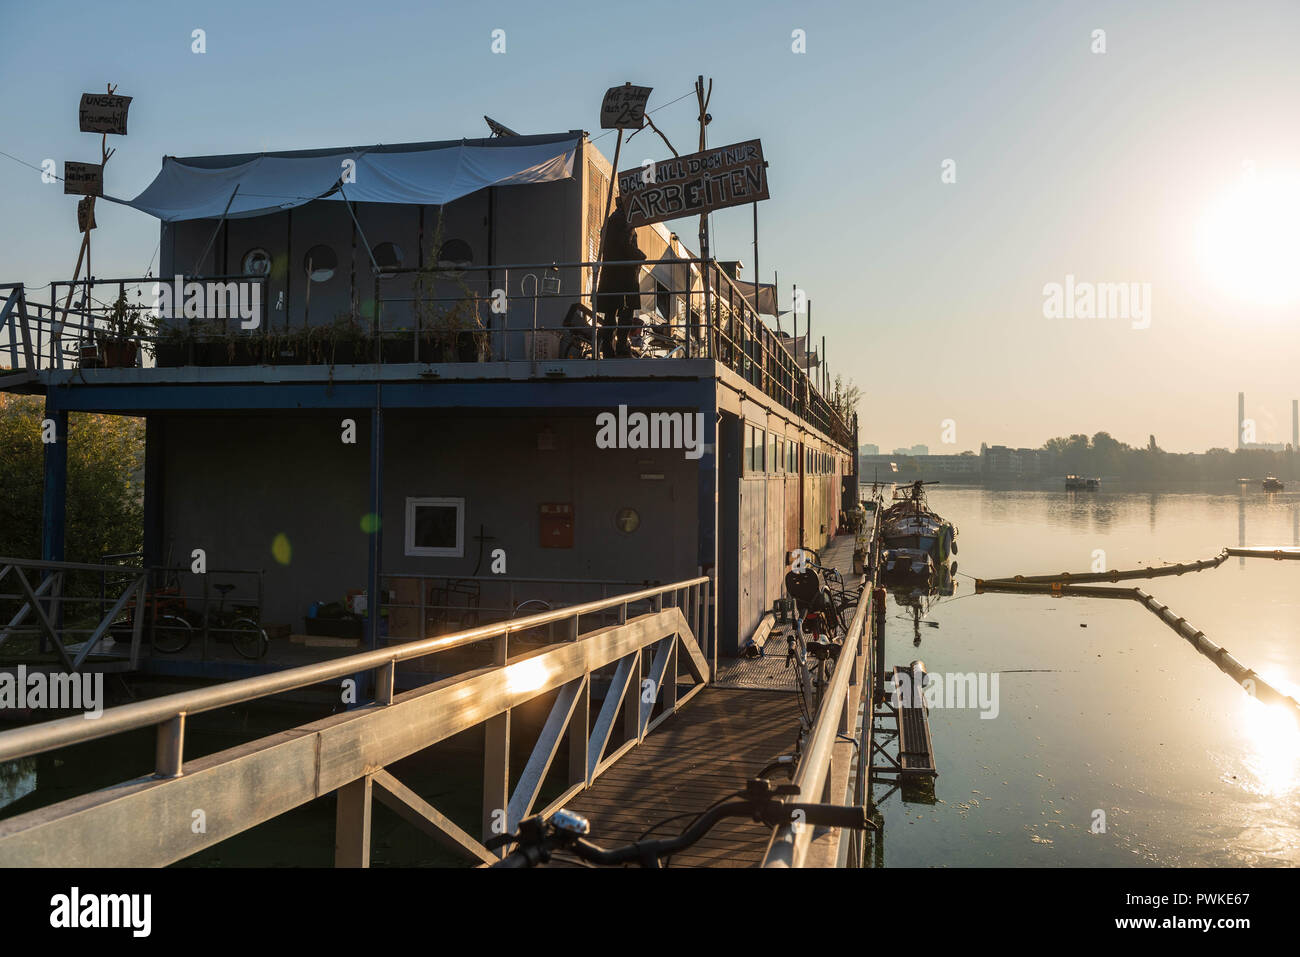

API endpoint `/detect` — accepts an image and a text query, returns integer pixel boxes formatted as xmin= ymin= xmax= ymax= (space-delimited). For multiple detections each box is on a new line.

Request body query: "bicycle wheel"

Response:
xmin=231 ymin=617 xmax=269 ymax=660
xmin=151 ymin=614 xmax=193 ymax=654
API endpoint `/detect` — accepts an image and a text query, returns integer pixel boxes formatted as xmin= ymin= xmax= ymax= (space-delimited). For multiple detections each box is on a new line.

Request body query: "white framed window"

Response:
xmin=404 ymin=497 xmax=465 ymax=557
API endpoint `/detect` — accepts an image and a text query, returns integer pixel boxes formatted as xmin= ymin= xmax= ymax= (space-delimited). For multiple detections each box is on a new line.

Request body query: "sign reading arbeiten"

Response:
xmin=617 ymin=139 xmax=769 ymax=228
xmin=63 ymin=162 xmax=103 ymax=196
xmin=78 ymin=93 xmax=132 ymax=135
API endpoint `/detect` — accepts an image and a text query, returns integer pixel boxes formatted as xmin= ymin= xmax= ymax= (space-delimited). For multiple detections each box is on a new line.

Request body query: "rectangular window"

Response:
xmin=768 ymin=433 xmax=777 ymax=473
xmin=405 ymin=497 xmax=465 ymax=557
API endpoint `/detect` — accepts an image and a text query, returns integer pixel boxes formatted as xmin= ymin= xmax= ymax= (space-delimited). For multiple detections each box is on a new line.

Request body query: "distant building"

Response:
xmin=860 ymin=443 xmax=879 ymax=456
xmin=982 ymin=444 xmax=1047 ymax=477
xmin=892 ymin=444 xmax=929 ymax=457
xmin=1244 ymin=442 xmax=1287 ymax=452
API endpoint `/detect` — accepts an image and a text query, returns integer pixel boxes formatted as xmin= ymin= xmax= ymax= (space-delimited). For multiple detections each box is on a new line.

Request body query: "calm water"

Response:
xmin=872 ymin=485 xmax=1300 ymax=867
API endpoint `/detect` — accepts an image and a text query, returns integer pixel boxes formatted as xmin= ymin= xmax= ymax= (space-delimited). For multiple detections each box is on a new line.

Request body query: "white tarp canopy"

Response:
xmin=106 ymin=132 xmax=581 ymax=222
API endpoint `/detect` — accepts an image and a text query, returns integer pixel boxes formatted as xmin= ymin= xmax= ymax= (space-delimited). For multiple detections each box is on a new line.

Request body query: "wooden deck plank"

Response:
xmin=564 ymin=686 xmax=802 ymax=868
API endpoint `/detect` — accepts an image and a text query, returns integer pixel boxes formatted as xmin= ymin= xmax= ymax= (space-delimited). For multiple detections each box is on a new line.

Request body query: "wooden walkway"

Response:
xmin=564 ymin=687 xmax=801 ymax=867
xmin=564 ymin=533 xmax=864 ymax=867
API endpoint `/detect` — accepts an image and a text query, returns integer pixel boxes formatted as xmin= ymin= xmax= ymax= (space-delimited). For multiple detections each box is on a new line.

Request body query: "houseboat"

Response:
xmin=0 ymin=125 xmax=858 ymax=679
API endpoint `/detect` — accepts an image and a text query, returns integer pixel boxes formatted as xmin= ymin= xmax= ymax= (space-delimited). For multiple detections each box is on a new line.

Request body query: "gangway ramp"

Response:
xmin=562 ymin=688 xmax=800 ymax=867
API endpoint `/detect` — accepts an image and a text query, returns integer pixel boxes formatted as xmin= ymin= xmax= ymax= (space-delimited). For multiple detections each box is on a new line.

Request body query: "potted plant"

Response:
xmin=97 ymin=294 xmax=147 ymax=368
xmin=153 ymin=320 xmax=187 ymax=367
xmin=327 ymin=312 xmax=367 ymax=365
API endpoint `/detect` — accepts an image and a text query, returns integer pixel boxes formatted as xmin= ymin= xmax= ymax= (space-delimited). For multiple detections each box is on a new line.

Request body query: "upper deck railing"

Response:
xmin=0 ymin=257 xmax=855 ymax=447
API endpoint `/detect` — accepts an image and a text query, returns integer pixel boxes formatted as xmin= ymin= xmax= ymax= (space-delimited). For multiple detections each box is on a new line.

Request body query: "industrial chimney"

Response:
xmin=1238 ymin=392 xmax=1245 ymax=450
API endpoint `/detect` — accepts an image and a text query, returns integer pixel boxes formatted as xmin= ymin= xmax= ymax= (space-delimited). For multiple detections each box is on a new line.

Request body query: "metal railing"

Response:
xmin=380 ymin=573 xmax=665 ymax=645
xmin=0 ymin=557 xmax=149 ymax=672
xmin=762 ymin=509 xmax=880 ymax=868
xmin=0 ymin=257 xmax=856 ymax=448
xmin=0 ymin=575 xmax=711 ymax=867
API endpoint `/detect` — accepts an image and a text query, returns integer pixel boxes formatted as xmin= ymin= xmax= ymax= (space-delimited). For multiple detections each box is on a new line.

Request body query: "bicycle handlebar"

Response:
xmin=492 ymin=781 xmax=868 ymax=868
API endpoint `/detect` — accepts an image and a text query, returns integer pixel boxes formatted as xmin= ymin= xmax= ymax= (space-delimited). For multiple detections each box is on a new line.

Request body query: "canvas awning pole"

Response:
xmin=696 ymin=75 xmax=713 ymax=359
xmin=191 ymin=184 xmax=240 ymax=276
xmin=337 ymin=182 xmax=380 ymax=275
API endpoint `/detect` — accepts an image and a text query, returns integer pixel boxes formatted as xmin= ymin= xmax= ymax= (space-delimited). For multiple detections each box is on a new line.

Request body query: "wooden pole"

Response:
xmin=58 ymin=83 xmax=118 ymax=347
xmin=696 ymin=76 xmax=712 ymax=358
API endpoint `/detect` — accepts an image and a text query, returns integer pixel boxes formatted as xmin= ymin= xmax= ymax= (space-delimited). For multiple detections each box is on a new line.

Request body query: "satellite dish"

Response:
xmin=484 ymin=115 xmax=519 ymax=137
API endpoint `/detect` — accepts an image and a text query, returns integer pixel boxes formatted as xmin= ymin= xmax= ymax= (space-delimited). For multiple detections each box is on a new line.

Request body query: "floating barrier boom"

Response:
xmin=972 ymin=579 xmax=1300 ymax=717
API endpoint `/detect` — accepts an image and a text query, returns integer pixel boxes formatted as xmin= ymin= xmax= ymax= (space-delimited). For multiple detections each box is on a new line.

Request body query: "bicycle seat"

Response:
xmin=214 ymin=583 xmax=237 ymax=596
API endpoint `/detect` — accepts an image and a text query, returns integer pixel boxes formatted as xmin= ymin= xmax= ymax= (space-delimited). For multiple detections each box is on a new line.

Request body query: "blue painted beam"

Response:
xmin=41 ymin=405 xmax=67 ymax=563
xmin=45 ymin=378 xmax=716 ymax=413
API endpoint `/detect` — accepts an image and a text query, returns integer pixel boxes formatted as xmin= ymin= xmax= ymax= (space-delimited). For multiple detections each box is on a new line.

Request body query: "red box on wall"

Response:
xmin=540 ymin=503 xmax=574 ymax=548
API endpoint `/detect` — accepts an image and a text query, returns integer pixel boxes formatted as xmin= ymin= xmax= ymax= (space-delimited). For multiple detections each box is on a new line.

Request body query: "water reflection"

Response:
xmin=0 ymin=757 xmax=36 ymax=812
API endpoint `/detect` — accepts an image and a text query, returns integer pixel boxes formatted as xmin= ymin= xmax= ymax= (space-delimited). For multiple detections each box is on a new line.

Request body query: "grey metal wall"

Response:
xmin=156 ymin=409 xmax=700 ymax=630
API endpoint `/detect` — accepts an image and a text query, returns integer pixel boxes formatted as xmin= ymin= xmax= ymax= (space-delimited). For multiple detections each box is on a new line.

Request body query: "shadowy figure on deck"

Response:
xmin=596 ymin=195 xmax=646 ymax=358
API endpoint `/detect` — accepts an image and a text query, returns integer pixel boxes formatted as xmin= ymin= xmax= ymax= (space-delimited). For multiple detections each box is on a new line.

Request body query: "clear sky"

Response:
xmin=3 ymin=0 xmax=1299 ymax=453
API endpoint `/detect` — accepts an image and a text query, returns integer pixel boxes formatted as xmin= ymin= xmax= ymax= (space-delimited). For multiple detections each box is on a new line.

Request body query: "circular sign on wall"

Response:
xmin=615 ymin=507 xmax=640 ymax=534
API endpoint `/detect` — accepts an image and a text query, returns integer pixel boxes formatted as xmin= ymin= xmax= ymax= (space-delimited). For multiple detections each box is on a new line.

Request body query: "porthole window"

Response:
xmin=373 ymin=242 xmax=404 ymax=270
xmin=436 ymin=239 xmax=473 ymax=277
xmin=615 ymin=507 xmax=640 ymax=534
xmin=303 ymin=245 xmax=338 ymax=282
xmin=242 ymin=247 xmax=272 ymax=277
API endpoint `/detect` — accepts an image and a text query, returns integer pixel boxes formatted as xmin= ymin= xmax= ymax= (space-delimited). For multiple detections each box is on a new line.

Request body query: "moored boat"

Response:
xmin=1263 ymin=476 xmax=1285 ymax=492
xmin=880 ymin=481 xmax=957 ymax=582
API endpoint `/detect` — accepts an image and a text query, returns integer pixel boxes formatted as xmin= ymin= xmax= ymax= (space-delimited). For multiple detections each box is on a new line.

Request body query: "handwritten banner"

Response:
xmin=616 ymin=139 xmax=769 ymax=228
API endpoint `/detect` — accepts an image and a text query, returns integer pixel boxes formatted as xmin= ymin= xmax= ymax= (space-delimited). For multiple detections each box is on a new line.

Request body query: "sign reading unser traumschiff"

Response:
xmin=617 ymin=139 xmax=769 ymax=228
xmin=78 ymin=93 xmax=132 ymax=135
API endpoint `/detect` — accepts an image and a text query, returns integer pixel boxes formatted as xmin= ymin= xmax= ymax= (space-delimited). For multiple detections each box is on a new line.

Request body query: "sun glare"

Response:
xmin=1237 ymin=672 xmax=1300 ymax=797
xmin=1197 ymin=171 xmax=1300 ymax=307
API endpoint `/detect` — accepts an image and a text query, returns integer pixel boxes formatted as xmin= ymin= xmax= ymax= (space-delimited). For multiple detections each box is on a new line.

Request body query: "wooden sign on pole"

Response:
xmin=63 ymin=162 xmax=103 ymax=196
xmin=600 ymin=83 xmax=652 ymax=130
xmin=78 ymin=93 xmax=132 ymax=135
xmin=77 ymin=197 xmax=96 ymax=232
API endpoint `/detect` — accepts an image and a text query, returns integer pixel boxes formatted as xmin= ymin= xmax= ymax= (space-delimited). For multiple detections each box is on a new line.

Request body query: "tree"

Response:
xmin=831 ymin=374 xmax=862 ymax=422
xmin=0 ymin=394 xmax=144 ymax=563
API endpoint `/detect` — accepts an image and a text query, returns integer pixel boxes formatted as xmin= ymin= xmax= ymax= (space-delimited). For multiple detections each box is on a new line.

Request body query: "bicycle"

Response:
xmin=490 ymin=776 xmax=868 ymax=867
xmin=558 ymin=302 xmax=598 ymax=359
xmin=146 ymin=583 xmax=269 ymax=660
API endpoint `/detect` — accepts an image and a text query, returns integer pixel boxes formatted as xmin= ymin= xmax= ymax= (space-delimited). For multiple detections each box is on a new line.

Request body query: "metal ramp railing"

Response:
xmin=0 ymin=575 xmax=711 ymax=867
xmin=0 ymin=557 xmax=149 ymax=672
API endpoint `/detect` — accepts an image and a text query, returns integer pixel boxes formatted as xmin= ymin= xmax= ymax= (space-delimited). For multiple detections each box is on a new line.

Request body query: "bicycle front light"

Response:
xmin=550 ymin=809 xmax=591 ymax=836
